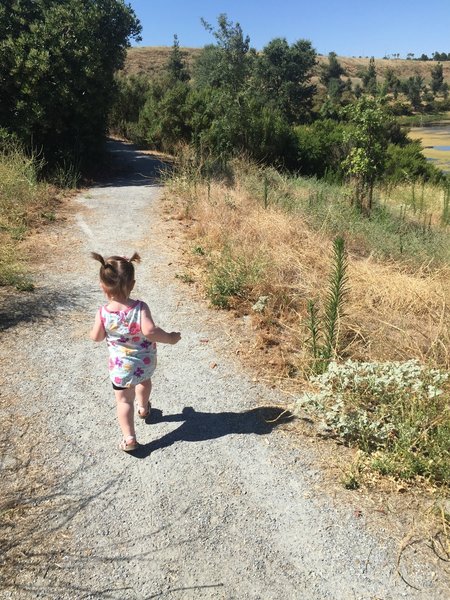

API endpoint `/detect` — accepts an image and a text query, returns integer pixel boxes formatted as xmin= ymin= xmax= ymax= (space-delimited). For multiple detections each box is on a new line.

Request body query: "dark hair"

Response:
xmin=91 ymin=252 xmax=141 ymax=299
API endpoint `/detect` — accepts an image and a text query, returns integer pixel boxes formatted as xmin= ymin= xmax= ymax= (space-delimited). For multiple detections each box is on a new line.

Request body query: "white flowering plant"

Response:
xmin=297 ymin=359 xmax=449 ymax=485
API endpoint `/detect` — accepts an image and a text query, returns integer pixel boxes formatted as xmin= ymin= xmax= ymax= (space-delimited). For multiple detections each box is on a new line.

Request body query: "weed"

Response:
xmin=175 ymin=272 xmax=195 ymax=284
xmin=442 ymin=185 xmax=450 ymax=226
xmin=306 ymin=237 xmax=349 ymax=374
xmin=342 ymin=453 xmax=363 ymax=490
xmin=50 ymin=160 xmax=80 ymax=189
xmin=193 ymin=245 xmax=206 ymax=256
xmin=207 ymin=249 xmax=264 ymax=309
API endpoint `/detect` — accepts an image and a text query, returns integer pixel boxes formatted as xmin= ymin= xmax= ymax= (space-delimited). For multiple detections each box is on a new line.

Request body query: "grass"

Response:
xmin=399 ymin=113 xmax=450 ymax=126
xmin=121 ymin=46 xmax=203 ymax=77
xmin=0 ymin=144 xmax=60 ymax=288
xmin=164 ymin=154 xmax=450 ymax=492
xmin=123 ymin=46 xmax=450 ymax=85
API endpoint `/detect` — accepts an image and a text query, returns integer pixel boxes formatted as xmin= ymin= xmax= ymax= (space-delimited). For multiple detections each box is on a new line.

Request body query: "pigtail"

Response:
xmin=129 ymin=252 xmax=141 ymax=264
xmin=92 ymin=252 xmax=117 ymax=274
xmin=91 ymin=251 xmax=106 ymax=267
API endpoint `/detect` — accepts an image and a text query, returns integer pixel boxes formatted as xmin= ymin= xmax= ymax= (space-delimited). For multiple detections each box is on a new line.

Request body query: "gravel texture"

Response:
xmin=1 ymin=140 xmax=447 ymax=599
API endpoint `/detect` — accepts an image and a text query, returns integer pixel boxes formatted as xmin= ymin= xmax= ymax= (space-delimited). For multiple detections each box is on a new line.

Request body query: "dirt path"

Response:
xmin=1 ymin=140 xmax=447 ymax=599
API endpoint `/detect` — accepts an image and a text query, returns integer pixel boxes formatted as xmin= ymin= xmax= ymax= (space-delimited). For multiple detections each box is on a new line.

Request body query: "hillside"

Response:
xmin=123 ymin=46 xmax=450 ymax=82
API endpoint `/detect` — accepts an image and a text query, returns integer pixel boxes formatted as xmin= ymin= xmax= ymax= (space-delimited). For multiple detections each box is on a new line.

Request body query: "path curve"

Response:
xmin=1 ymin=140 xmax=447 ymax=599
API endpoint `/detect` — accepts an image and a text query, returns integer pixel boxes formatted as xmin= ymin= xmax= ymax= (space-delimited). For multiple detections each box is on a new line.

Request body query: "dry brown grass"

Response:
xmin=164 ymin=161 xmax=450 ymax=379
xmin=123 ymin=46 xmax=450 ymax=83
xmin=0 ymin=408 xmax=70 ymax=596
xmin=121 ymin=46 xmax=203 ymax=77
xmin=316 ymin=55 xmax=450 ymax=82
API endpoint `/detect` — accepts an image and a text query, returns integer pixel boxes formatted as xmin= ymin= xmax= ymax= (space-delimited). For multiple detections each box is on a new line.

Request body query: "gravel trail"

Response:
xmin=1 ymin=140 xmax=447 ymax=599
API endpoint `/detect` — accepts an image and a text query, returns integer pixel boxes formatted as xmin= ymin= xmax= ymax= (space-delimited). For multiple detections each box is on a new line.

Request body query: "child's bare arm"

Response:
xmin=141 ymin=302 xmax=181 ymax=345
xmin=90 ymin=310 xmax=106 ymax=342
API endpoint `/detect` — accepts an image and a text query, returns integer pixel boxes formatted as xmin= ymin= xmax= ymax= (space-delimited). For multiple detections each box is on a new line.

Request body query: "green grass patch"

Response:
xmin=206 ymin=247 xmax=265 ymax=309
xmin=0 ymin=143 xmax=60 ymax=289
xmin=397 ymin=113 xmax=450 ymax=126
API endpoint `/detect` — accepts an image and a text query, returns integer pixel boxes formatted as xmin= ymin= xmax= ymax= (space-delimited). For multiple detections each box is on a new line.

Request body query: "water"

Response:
xmin=408 ymin=122 xmax=450 ymax=172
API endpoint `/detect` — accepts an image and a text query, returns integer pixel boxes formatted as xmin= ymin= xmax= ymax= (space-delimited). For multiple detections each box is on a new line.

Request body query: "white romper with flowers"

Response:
xmin=99 ymin=300 xmax=157 ymax=388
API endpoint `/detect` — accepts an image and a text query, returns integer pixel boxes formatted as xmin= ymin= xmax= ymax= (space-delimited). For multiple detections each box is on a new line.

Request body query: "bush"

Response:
xmin=384 ymin=142 xmax=444 ymax=184
xmin=298 ymin=359 xmax=449 ymax=485
xmin=294 ymin=119 xmax=349 ymax=178
xmin=109 ymin=74 xmax=150 ymax=138
xmin=138 ymin=81 xmax=191 ymax=152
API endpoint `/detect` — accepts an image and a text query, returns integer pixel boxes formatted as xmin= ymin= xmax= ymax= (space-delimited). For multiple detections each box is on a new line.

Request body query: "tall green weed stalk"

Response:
xmin=307 ymin=236 xmax=349 ymax=374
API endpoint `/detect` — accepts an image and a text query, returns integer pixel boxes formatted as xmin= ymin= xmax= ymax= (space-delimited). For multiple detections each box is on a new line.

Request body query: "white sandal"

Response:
xmin=119 ymin=435 xmax=139 ymax=452
xmin=137 ymin=403 xmax=151 ymax=419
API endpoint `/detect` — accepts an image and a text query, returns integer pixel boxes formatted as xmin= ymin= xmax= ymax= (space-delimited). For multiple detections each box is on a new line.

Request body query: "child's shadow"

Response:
xmin=133 ymin=406 xmax=293 ymax=458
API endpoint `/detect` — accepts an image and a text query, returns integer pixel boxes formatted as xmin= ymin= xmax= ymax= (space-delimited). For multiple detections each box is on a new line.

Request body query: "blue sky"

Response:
xmin=127 ymin=0 xmax=450 ymax=58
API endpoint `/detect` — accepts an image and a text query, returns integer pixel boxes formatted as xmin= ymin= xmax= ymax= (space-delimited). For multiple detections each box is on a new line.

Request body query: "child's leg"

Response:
xmin=114 ymin=387 xmax=136 ymax=439
xmin=135 ymin=379 xmax=152 ymax=416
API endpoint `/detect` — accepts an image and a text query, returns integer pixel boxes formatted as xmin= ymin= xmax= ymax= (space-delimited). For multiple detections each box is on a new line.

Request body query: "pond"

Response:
xmin=408 ymin=121 xmax=450 ymax=172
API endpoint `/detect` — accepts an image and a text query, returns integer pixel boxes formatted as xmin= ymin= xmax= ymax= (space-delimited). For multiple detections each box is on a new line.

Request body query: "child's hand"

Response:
xmin=169 ymin=331 xmax=181 ymax=344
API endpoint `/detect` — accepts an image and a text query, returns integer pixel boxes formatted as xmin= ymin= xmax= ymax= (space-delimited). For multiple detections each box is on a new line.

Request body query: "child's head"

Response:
xmin=91 ymin=252 xmax=141 ymax=299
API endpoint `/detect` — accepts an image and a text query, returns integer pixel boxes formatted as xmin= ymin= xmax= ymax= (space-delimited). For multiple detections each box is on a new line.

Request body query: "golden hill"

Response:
xmin=123 ymin=46 xmax=450 ymax=83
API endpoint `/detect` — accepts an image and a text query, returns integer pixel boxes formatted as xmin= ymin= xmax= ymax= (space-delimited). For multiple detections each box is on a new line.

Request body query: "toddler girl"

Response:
xmin=90 ymin=252 xmax=181 ymax=451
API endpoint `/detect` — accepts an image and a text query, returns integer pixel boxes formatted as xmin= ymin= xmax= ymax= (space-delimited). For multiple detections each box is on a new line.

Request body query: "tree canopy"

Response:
xmin=255 ymin=38 xmax=317 ymax=124
xmin=0 ymin=0 xmax=141 ymax=168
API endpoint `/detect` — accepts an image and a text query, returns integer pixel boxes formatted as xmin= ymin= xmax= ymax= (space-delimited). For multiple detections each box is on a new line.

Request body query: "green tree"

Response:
xmin=320 ymin=52 xmax=346 ymax=103
xmin=362 ymin=57 xmax=377 ymax=95
xmin=166 ymin=34 xmax=190 ymax=83
xmin=342 ymin=97 xmax=392 ymax=213
xmin=404 ymin=75 xmax=424 ymax=110
xmin=0 ymin=0 xmax=141 ymax=168
xmin=192 ymin=44 xmax=223 ymax=89
xmin=255 ymin=37 xmax=317 ymax=124
xmin=383 ymin=68 xmax=401 ymax=98
xmin=320 ymin=52 xmax=345 ymax=84
xmin=431 ymin=62 xmax=444 ymax=94
xmin=109 ymin=74 xmax=150 ymax=136
xmin=199 ymin=14 xmax=253 ymax=95
xmin=138 ymin=81 xmax=191 ymax=152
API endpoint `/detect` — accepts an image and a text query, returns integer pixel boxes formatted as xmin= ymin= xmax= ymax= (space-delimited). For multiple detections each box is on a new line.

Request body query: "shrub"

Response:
xmin=298 ymin=360 xmax=449 ymax=485
xmin=294 ymin=119 xmax=349 ymax=178
xmin=384 ymin=142 xmax=444 ymax=184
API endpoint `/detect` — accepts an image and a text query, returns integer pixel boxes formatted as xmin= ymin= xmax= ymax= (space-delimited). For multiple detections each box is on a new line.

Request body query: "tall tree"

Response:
xmin=166 ymin=34 xmax=190 ymax=83
xmin=405 ymin=75 xmax=424 ymax=109
xmin=0 ymin=0 xmax=141 ymax=167
xmin=431 ymin=62 xmax=444 ymax=94
xmin=362 ymin=57 xmax=377 ymax=95
xmin=255 ymin=37 xmax=317 ymax=124
xmin=320 ymin=51 xmax=346 ymax=102
xmin=342 ymin=97 xmax=392 ymax=213
xmin=198 ymin=14 xmax=253 ymax=95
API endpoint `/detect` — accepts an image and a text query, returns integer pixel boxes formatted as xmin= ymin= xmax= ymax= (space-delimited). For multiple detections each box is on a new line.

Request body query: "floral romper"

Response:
xmin=99 ymin=300 xmax=157 ymax=388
